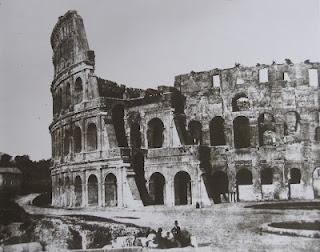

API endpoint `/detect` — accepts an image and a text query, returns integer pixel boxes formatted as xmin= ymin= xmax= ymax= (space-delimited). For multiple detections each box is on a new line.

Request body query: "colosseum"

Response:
xmin=50 ymin=10 xmax=320 ymax=208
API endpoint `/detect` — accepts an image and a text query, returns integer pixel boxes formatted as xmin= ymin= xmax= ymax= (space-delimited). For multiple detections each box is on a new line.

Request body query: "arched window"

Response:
xmin=74 ymin=77 xmax=83 ymax=104
xmin=284 ymin=111 xmax=300 ymax=136
xmin=290 ymin=168 xmax=301 ymax=184
xmin=233 ymin=116 xmax=250 ymax=148
xmin=64 ymin=129 xmax=71 ymax=156
xmin=88 ymin=174 xmax=98 ymax=205
xmin=261 ymin=168 xmax=273 ymax=185
xmin=210 ymin=116 xmax=226 ymax=146
xmin=188 ymin=120 xmax=202 ymax=145
xmin=149 ymin=172 xmax=165 ymax=205
xmin=130 ymin=123 xmax=141 ymax=148
xmin=74 ymin=176 xmax=82 ymax=207
xmin=112 ymin=105 xmax=128 ymax=147
xmin=87 ymin=123 xmax=97 ymax=151
xmin=74 ymin=126 xmax=82 ymax=153
xmin=147 ymin=118 xmax=164 ymax=148
xmin=315 ymin=127 xmax=320 ymax=142
xmin=236 ymin=169 xmax=253 ymax=185
xmin=105 ymin=174 xmax=117 ymax=207
xmin=232 ymin=93 xmax=249 ymax=112
xmin=258 ymin=113 xmax=275 ymax=146
xmin=174 ymin=171 xmax=192 ymax=205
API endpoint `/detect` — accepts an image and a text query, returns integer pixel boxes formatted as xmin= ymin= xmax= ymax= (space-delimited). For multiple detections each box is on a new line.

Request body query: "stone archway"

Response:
xmin=313 ymin=168 xmax=320 ymax=198
xmin=88 ymin=174 xmax=98 ymax=206
xmin=211 ymin=171 xmax=229 ymax=203
xmin=236 ymin=168 xmax=254 ymax=201
xmin=74 ymin=176 xmax=82 ymax=207
xmin=149 ymin=172 xmax=165 ymax=205
xmin=174 ymin=171 xmax=192 ymax=205
xmin=105 ymin=174 xmax=117 ymax=207
xmin=233 ymin=116 xmax=250 ymax=148
xmin=147 ymin=118 xmax=164 ymax=148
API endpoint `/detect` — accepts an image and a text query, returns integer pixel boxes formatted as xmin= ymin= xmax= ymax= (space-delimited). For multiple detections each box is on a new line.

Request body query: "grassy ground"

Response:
xmin=16 ymin=195 xmax=320 ymax=251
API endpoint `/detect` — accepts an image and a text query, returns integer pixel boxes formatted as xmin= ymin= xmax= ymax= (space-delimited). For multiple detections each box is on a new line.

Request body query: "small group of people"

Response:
xmin=142 ymin=220 xmax=192 ymax=249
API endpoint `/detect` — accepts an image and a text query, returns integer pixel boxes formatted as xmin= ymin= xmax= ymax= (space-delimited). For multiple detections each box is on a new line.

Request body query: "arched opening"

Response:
xmin=261 ymin=168 xmax=273 ymax=185
xmin=65 ymin=176 xmax=70 ymax=207
xmin=236 ymin=168 xmax=253 ymax=201
xmin=210 ymin=116 xmax=226 ymax=146
xmin=149 ymin=172 xmax=165 ymax=205
xmin=289 ymin=168 xmax=301 ymax=184
xmin=315 ymin=127 xmax=320 ymax=142
xmin=289 ymin=168 xmax=302 ymax=199
xmin=233 ymin=116 xmax=250 ymax=148
xmin=284 ymin=111 xmax=300 ymax=136
xmin=130 ymin=123 xmax=141 ymax=148
xmin=258 ymin=113 xmax=276 ymax=146
xmin=74 ymin=126 xmax=82 ymax=153
xmin=111 ymin=104 xmax=128 ymax=147
xmin=232 ymin=93 xmax=249 ymax=112
xmin=174 ymin=171 xmax=192 ymax=205
xmin=147 ymin=118 xmax=164 ymax=148
xmin=74 ymin=176 xmax=82 ymax=207
xmin=74 ymin=77 xmax=83 ymax=104
xmin=188 ymin=120 xmax=202 ymax=145
xmin=87 ymin=123 xmax=97 ymax=151
xmin=313 ymin=167 xmax=320 ymax=198
xmin=105 ymin=174 xmax=117 ymax=207
xmin=64 ymin=129 xmax=71 ymax=156
xmin=88 ymin=174 xmax=98 ymax=206
xmin=211 ymin=171 xmax=229 ymax=203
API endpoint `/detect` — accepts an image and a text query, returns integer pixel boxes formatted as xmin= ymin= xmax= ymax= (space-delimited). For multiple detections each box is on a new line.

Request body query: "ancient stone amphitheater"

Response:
xmin=50 ymin=10 xmax=320 ymax=208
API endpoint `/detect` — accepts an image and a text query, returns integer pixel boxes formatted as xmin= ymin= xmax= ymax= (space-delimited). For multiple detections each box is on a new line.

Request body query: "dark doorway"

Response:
xmin=74 ymin=176 xmax=82 ymax=207
xmin=105 ymin=174 xmax=117 ymax=207
xmin=87 ymin=123 xmax=97 ymax=151
xmin=174 ymin=171 xmax=192 ymax=205
xmin=188 ymin=120 xmax=202 ymax=145
xmin=233 ymin=116 xmax=250 ymax=148
xmin=149 ymin=172 xmax=165 ymax=205
xmin=88 ymin=174 xmax=98 ymax=206
xmin=210 ymin=116 xmax=226 ymax=146
xmin=147 ymin=118 xmax=164 ymax=148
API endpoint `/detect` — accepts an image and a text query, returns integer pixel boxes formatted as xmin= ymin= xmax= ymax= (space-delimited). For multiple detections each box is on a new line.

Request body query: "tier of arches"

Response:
xmin=52 ymin=122 xmax=98 ymax=158
xmin=53 ymin=77 xmax=84 ymax=116
xmin=140 ymin=110 xmax=305 ymax=150
xmin=54 ymin=173 xmax=118 ymax=208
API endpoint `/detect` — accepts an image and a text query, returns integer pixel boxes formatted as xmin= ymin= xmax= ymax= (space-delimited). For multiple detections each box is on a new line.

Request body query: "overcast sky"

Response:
xmin=1 ymin=0 xmax=320 ymax=160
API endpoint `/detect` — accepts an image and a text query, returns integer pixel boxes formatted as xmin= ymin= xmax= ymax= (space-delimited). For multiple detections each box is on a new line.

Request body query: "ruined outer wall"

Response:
xmin=173 ymin=61 xmax=320 ymax=201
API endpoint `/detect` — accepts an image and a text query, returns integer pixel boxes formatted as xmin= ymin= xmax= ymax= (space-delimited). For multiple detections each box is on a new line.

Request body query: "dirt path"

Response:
xmin=16 ymin=195 xmax=320 ymax=251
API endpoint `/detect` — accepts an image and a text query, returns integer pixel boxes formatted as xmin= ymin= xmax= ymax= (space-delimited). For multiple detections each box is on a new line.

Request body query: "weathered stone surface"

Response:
xmin=50 ymin=11 xmax=320 ymax=209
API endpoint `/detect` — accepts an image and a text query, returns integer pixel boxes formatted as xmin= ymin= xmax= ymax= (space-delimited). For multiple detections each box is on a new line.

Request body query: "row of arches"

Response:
xmin=53 ymin=122 xmax=98 ymax=157
xmin=56 ymin=173 xmax=117 ymax=207
xmin=149 ymin=171 xmax=192 ymax=206
xmin=53 ymin=77 xmax=83 ymax=115
xmin=136 ymin=111 xmax=301 ymax=150
xmin=55 ymin=167 xmax=320 ymax=207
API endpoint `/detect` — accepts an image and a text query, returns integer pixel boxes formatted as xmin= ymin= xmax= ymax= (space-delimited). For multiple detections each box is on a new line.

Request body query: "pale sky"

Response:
xmin=1 ymin=0 xmax=320 ymax=160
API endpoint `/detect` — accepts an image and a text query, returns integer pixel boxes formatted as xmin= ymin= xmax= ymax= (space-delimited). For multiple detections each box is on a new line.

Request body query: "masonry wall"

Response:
xmin=50 ymin=11 xmax=320 ymax=210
